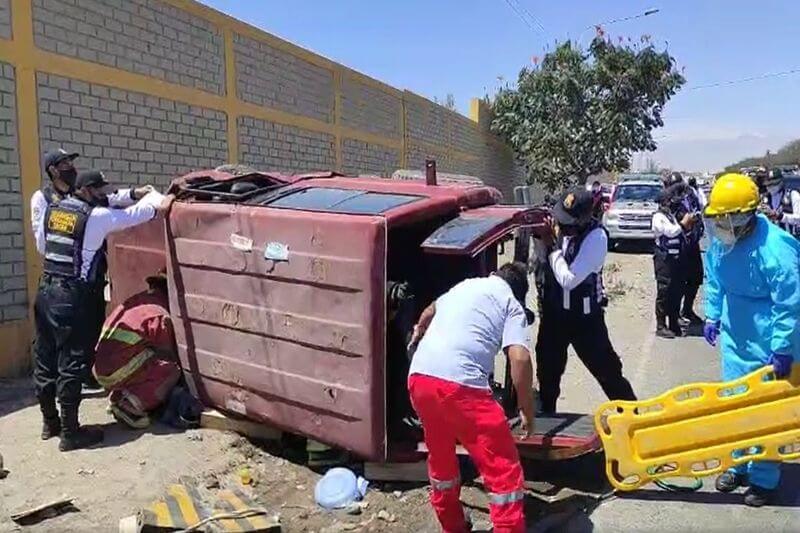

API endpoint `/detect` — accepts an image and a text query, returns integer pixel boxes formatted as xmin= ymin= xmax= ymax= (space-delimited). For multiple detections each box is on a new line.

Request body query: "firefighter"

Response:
xmin=652 ymin=187 xmax=695 ymax=338
xmin=703 ymin=173 xmax=800 ymax=506
xmin=759 ymin=168 xmax=800 ymax=237
xmin=33 ymin=170 xmax=171 ymax=451
xmin=407 ymin=262 xmax=535 ymax=532
xmin=535 ymin=188 xmax=637 ymax=414
xmin=93 ymin=270 xmax=181 ymax=429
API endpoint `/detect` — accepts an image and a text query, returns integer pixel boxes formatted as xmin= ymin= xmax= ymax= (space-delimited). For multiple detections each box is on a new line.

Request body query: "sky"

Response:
xmin=201 ymin=0 xmax=800 ymax=172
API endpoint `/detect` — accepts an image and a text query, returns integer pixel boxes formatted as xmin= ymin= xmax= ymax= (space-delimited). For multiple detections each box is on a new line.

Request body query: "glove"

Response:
xmin=769 ymin=353 xmax=793 ymax=379
xmin=703 ymin=321 xmax=720 ymax=347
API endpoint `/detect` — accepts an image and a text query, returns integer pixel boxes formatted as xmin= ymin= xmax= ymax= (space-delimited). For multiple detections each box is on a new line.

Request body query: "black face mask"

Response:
xmin=59 ymin=168 xmax=77 ymax=188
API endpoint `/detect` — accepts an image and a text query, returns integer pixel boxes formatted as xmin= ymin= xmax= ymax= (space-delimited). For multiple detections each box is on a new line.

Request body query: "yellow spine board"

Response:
xmin=594 ymin=364 xmax=800 ymax=491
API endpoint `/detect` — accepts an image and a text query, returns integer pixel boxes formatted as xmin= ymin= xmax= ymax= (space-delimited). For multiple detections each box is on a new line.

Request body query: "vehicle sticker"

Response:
xmin=264 ymin=241 xmax=290 ymax=262
xmin=47 ymin=210 xmax=78 ymax=234
xmin=229 ymin=233 xmax=253 ymax=252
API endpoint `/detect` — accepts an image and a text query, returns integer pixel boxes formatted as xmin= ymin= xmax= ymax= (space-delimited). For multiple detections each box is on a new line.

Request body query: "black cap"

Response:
xmin=553 ymin=187 xmax=594 ymax=226
xmin=75 ymin=170 xmax=110 ymax=189
xmin=43 ymin=148 xmax=78 ymax=171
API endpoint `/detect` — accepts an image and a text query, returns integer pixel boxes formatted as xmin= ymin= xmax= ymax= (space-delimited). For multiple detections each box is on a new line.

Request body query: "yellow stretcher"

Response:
xmin=594 ymin=364 xmax=800 ymax=491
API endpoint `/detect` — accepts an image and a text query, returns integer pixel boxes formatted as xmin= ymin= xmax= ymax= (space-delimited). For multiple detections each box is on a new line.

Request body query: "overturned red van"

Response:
xmin=108 ymin=167 xmax=597 ymax=462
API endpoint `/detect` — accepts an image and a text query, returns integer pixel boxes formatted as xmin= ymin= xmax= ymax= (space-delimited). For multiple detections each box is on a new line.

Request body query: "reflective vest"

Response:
xmin=761 ymin=189 xmax=798 ymax=237
xmin=42 ymin=196 xmax=106 ymax=283
xmin=542 ymin=224 xmax=603 ymax=316
xmin=655 ymin=212 xmax=685 ymax=257
xmin=93 ymin=291 xmax=173 ymax=390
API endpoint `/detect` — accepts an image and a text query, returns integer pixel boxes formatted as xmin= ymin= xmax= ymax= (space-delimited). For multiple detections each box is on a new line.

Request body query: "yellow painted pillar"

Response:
xmin=333 ymin=69 xmax=343 ymax=172
xmin=223 ymin=27 xmax=239 ymax=164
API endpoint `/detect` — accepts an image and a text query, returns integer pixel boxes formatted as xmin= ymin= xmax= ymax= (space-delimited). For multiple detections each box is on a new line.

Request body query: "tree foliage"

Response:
xmin=726 ymin=138 xmax=800 ymax=171
xmin=491 ymin=36 xmax=685 ymax=191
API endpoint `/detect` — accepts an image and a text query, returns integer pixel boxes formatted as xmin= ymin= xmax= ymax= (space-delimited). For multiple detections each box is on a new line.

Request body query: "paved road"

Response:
xmin=554 ymin=250 xmax=800 ymax=532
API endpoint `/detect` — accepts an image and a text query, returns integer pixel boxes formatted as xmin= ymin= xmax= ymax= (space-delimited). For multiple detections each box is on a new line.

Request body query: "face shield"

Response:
xmin=704 ymin=211 xmax=756 ymax=255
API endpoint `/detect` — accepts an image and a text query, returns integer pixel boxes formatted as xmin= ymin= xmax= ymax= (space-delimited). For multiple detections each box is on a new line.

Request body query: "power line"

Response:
xmin=500 ymin=0 xmax=545 ymax=37
xmin=513 ymin=0 xmax=547 ymax=33
xmin=688 ymin=68 xmax=800 ymax=90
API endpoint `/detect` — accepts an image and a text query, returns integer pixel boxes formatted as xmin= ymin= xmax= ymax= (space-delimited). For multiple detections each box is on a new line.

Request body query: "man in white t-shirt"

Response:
xmin=407 ymin=262 xmax=534 ymax=533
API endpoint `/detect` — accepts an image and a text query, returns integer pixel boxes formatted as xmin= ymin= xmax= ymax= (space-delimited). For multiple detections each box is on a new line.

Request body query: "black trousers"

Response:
xmin=681 ymin=243 xmax=703 ymax=315
xmin=33 ymin=276 xmax=91 ymax=408
xmin=654 ymin=250 xmax=684 ymax=328
xmin=536 ymin=307 xmax=637 ymax=414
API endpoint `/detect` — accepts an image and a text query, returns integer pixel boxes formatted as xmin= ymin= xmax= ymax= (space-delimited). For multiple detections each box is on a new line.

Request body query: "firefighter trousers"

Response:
xmin=536 ymin=308 xmax=637 ymax=414
xmin=408 ymin=374 xmax=525 ymax=533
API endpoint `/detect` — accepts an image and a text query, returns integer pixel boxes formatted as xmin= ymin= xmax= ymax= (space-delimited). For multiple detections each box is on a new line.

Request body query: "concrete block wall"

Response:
xmin=37 ymin=73 xmax=228 ymax=189
xmin=1 ymin=0 xmax=526 ymax=372
xmin=32 ymin=0 xmax=225 ymax=94
xmin=342 ymin=139 xmax=399 ymax=177
xmin=234 ymin=33 xmax=334 ymax=123
xmin=238 ymin=116 xmax=335 ymax=173
xmin=0 ymin=62 xmax=24 ymax=322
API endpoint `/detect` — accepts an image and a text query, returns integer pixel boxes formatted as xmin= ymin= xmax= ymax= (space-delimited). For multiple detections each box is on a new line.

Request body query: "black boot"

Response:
xmin=744 ymin=485 xmax=775 ymax=507
xmin=37 ymin=391 xmax=61 ymax=440
xmin=59 ymin=404 xmax=103 ymax=452
xmin=715 ymin=471 xmax=747 ymax=493
xmin=656 ymin=315 xmax=675 ymax=339
xmin=681 ymin=309 xmax=704 ymax=325
xmin=668 ymin=316 xmax=684 ymax=337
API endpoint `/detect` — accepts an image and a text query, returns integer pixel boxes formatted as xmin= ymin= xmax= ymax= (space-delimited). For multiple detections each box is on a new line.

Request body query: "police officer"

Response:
xmin=759 ymin=168 xmax=800 ymax=237
xmin=672 ymin=182 xmax=705 ymax=325
xmin=652 ymin=186 xmax=696 ymax=338
xmin=535 ymin=188 xmax=637 ymax=414
xmin=34 ymin=170 xmax=170 ymax=451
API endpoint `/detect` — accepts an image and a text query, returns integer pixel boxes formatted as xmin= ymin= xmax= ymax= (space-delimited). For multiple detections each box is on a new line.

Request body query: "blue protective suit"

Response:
xmin=704 ymin=214 xmax=800 ymax=489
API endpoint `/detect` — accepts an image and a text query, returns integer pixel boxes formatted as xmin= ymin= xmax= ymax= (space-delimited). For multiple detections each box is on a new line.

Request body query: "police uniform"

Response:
xmin=760 ymin=186 xmax=800 ymax=238
xmin=33 ymin=170 xmax=161 ymax=450
xmin=676 ymin=185 xmax=704 ymax=322
xmin=652 ymin=201 xmax=686 ymax=336
xmin=536 ymin=189 xmax=637 ymax=414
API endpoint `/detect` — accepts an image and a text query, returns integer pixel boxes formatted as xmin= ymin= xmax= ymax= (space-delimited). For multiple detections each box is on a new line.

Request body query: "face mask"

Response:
xmin=59 ymin=167 xmax=77 ymax=187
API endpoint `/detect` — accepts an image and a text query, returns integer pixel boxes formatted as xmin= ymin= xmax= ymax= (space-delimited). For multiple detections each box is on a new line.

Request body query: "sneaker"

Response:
xmin=744 ymin=486 xmax=775 ymax=507
xmin=656 ymin=327 xmax=676 ymax=339
xmin=715 ymin=471 xmax=747 ymax=493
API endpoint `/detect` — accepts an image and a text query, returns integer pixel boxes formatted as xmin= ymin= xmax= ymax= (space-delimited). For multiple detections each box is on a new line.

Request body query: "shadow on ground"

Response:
xmin=0 ymin=379 xmax=36 ymax=418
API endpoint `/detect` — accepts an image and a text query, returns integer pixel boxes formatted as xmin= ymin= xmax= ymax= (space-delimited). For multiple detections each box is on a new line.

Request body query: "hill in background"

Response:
xmin=727 ymin=138 xmax=800 ymax=171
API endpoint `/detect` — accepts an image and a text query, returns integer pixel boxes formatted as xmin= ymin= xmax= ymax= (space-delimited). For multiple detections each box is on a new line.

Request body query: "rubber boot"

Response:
xmin=59 ymin=404 xmax=103 ymax=452
xmin=37 ymin=391 xmax=61 ymax=440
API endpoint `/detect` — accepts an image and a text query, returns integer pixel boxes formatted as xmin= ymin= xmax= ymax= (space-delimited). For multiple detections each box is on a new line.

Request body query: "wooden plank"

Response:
xmin=200 ymin=410 xmax=282 ymax=441
xmin=364 ymin=461 xmax=429 ymax=482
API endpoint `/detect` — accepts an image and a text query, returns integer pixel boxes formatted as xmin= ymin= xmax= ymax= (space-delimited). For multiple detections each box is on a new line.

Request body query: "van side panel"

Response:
xmin=165 ymin=203 xmax=387 ymax=460
xmin=107 ymin=215 xmax=167 ymax=308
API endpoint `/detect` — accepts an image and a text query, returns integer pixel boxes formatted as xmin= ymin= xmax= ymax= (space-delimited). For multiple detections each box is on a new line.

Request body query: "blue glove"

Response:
xmin=703 ymin=321 xmax=720 ymax=347
xmin=769 ymin=353 xmax=793 ymax=379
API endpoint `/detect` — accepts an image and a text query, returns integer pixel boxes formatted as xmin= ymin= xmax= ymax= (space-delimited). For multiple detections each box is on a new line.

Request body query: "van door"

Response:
xmin=165 ymin=201 xmax=388 ymax=460
xmin=421 ymin=205 xmax=548 ymax=256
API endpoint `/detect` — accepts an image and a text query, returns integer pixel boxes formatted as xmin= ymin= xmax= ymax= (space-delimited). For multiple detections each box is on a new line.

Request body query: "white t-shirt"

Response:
xmin=408 ymin=275 xmax=531 ymax=389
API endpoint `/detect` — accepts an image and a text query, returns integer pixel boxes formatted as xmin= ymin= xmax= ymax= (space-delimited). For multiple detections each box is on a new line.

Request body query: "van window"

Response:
xmin=264 ymin=187 xmax=421 ymax=214
xmin=423 ymin=216 xmax=506 ymax=249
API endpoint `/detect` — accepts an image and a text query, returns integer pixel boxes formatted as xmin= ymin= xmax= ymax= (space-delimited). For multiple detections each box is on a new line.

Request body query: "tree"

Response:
xmin=491 ymin=36 xmax=685 ymax=191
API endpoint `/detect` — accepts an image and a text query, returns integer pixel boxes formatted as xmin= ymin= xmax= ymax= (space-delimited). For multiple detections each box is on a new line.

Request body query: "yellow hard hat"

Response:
xmin=704 ymin=173 xmax=759 ymax=216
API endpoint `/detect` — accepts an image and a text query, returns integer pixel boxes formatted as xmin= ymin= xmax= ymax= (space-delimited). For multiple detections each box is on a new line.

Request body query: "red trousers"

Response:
xmin=109 ymin=358 xmax=181 ymax=415
xmin=408 ymin=374 xmax=525 ymax=533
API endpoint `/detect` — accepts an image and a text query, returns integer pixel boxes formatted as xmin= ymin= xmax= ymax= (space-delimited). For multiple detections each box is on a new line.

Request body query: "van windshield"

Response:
xmin=613 ymin=184 xmax=661 ymax=202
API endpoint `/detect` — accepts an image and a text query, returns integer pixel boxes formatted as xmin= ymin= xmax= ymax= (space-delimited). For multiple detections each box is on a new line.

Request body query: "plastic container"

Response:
xmin=314 ymin=468 xmax=369 ymax=509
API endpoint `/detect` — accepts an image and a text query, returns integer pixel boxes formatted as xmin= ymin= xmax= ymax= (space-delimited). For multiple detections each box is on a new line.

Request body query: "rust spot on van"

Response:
xmin=310 ymin=257 xmax=327 ymax=281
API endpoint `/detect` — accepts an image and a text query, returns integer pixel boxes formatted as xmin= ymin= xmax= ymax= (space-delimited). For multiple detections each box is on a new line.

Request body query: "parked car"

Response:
xmin=618 ymin=173 xmax=662 ymax=184
xmin=106 ymin=168 xmax=599 ymax=463
xmin=603 ymin=180 xmax=664 ymax=247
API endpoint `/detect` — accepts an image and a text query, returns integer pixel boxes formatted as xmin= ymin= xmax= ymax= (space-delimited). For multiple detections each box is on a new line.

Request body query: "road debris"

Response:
xmin=11 ymin=497 xmax=77 ymax=526
xmin=239 ymin=466 xmax=254 ymax=485
xmin=186 ymin=430 xmax=204 ymax=442
xmin=77 ymin=468 xmax=95 ymax=476
xmin=377 ymin=510 xmax=396 ymax=523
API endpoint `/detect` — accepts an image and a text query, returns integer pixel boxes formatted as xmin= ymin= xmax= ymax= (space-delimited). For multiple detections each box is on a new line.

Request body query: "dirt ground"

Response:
xmin=1 ymin=248 xmax=798 ymax=532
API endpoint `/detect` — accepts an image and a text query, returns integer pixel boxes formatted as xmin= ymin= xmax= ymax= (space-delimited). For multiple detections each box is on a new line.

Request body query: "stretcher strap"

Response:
xmin=95 ymin=348 xmax=154 ymax=388
xmin=488 ymin=490 xmax=524 ymax=505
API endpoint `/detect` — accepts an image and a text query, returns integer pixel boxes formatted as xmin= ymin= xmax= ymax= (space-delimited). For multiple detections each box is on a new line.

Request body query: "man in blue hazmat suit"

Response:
xmin=703 ymin=172 xmax=800 ymax=507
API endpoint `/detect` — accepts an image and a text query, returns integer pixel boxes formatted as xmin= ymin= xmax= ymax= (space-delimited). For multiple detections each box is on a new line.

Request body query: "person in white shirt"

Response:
xmin=652 ymin=188 xmax=697 ymax=338
xmin=33 ymin=169 xmax=171 ymax=452
xmin=759 ymin=168 xmax=800 ymax=237
xmin=31 ymin=148 xmax=154 ymax=252
xmin=407 ymin=263 xmax=534 ymax=532
xmin=535 ymin=188 xmax=636 ymax=414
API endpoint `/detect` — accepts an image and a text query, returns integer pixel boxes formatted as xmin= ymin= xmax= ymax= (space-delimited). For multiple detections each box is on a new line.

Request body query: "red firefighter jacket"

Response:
xmin=93 ymin=290 xmax=175 ymax=390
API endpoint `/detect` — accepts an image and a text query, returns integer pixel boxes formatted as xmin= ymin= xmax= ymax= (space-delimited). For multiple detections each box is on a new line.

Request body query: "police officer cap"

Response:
xmin=43 ymin=148 xmax=79 ymax=170
xmin=75 ymin=170 xmax=110 ymax=189
xmin=553 ymin=187 xmax=593 ymax=226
